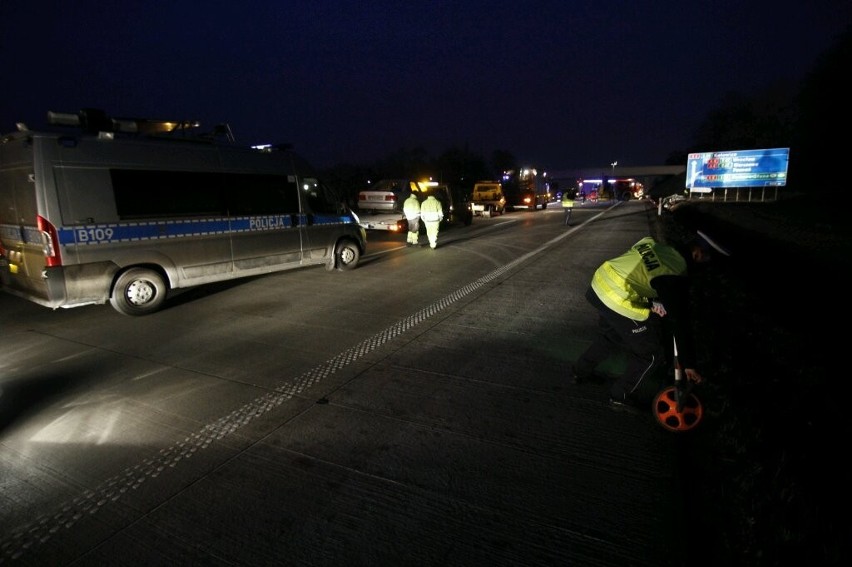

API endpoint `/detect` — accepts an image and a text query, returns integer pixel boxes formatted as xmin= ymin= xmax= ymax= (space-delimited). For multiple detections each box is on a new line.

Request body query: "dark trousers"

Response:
xmin=574 ymin=287 xmax=666 ymax=402
xmin=406 ymin=217 xmax=420 ymax=244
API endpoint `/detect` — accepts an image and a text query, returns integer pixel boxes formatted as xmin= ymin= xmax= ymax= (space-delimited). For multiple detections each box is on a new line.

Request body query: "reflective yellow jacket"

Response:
xmin=419 ymin=195 xmax=444 ymax=223
xmin=590 ymin=237 xmax=687 ymax=320
xmin=403 ymin=194 xmax=421 ymax=220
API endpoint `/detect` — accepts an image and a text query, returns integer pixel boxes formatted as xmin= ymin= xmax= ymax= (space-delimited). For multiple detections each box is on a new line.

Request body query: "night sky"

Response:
xmin=1 ymin=1 xmax=849 ymax=171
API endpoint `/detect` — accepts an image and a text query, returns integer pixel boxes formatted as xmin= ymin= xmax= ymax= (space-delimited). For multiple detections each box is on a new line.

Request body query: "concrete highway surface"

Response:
xmin=1 ymin=200 xmax=688 ymax=566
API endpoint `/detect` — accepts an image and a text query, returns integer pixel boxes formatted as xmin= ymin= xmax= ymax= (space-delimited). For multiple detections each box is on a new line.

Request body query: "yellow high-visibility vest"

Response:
xmin=590 ymin=237 xmax=686 ymax=320
xmin=403 ymin=195 xmax=420 ymax=219
xmin=419 ymin=196 xmax=444 ymax=222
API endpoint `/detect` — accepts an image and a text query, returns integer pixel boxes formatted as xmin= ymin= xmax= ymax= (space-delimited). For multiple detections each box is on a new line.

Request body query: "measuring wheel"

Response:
xmin=653 ymin=386 xmax=703 ymax=432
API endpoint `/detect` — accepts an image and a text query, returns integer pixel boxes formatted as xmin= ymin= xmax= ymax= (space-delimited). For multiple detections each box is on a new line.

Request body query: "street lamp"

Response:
xmin=607 ymin=161 xmax=617 ymax=200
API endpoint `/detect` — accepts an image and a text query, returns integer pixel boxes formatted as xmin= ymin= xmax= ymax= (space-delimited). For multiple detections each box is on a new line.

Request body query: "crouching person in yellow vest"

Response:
xmin=419 ymin=192 xmax=445 ymax=249
xmin=570 ymin=232 xmax=731 ymax=411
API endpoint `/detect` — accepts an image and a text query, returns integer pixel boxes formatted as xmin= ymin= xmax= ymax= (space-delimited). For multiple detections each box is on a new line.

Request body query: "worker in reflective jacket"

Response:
xmin=419 ymin=192 xmax=445 ymax=249
xmin=561 ymin=188 xmax=576 ymax=226
xmin=403 ymin=192 xmax=421 ymax=246
xmin=570 ymin=232 xmax=731 ymax=410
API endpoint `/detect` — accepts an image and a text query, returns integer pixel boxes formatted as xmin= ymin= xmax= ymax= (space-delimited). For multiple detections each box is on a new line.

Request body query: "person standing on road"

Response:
xmin=570 ymin=231 xmax=731 ymax=411
xmin=403 ymin=191 xmax=421 ymax=246
xmin=419 ymin=191 xmax=444 ymax=249
xmin=561 ymin=188 xmax=576 ymax=225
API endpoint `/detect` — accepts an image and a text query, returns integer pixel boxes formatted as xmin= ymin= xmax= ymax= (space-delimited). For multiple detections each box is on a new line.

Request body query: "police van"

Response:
xmin=0 ymin=109 xmax=366 ymax=315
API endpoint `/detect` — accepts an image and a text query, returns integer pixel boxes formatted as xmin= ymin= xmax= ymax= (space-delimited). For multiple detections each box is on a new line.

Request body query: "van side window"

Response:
xmin=111 ymin=169 xmax=226 ymax=218
xmin=110 ymin=170 xmax=300 ymax=219
xmin=226 ymin=173 xmax=299 ymax=216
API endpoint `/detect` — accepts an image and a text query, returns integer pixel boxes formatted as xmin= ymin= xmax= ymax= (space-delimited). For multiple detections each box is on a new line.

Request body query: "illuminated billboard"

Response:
xmin=686 ymin=148 xmax=789 ymax=189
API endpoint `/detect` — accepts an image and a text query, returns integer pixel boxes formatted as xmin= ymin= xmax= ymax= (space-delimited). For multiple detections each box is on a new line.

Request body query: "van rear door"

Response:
xmin=0 ymin=140 xmax=57 ymax=306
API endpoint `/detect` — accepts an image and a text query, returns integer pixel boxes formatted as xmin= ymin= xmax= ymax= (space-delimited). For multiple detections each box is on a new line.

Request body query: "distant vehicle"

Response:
xmin=470 ymin=180 xmax=506 ymax=217
xmin=661 ymin=194 xmax=688 ymax=210
xmin=503 ymin=167 xmax=550 ymax=211
xmin=611 ymin=179 xmax=645 ymax=200
xmin=356 ymin=179 xmax=472 ymax=231
xmin=0 ymin=108 xmax=366 ymax=316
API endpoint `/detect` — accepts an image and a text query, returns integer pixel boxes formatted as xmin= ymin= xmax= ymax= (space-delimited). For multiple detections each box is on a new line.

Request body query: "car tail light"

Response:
xmin=37 ymin=215 xmax=63 ymax=267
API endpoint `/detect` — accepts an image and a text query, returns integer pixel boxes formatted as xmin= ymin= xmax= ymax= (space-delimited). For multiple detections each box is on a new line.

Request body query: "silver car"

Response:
xmin=357 ymin=179 xmax=410 ymax=213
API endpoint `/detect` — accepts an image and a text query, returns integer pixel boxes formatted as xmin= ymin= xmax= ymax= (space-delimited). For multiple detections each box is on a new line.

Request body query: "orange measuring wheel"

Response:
xmin=653 ymin=386 xmax=703 ymax=432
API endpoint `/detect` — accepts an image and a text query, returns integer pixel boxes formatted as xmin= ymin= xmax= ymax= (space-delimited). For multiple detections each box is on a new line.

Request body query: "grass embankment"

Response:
xmin=660 ymin=197 xmax=848 ymax=566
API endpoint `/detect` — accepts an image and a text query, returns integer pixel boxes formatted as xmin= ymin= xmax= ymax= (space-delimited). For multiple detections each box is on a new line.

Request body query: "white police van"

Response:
xmin=0 ymin=109 xmax=366 ymax=315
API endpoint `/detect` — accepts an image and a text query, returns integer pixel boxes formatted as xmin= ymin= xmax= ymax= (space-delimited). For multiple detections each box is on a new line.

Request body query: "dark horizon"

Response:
xmin=2 ymin=1 xmax=849 ymax=171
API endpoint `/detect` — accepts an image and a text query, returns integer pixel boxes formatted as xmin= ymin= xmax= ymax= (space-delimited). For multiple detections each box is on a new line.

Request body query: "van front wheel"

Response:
xmin=335 ymin=240 xmax=361 ymax=271
xmin=110 ymin=268 xmax=167 ymax=315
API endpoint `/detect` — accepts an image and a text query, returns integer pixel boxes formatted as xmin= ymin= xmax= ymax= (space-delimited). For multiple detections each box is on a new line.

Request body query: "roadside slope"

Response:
xmin=662 ymin=197 xmax=848 ymax=566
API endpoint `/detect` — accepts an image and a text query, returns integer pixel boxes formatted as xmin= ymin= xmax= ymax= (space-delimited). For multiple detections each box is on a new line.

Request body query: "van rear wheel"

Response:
xmin=110 ymin=268 xmax=167 ymax=315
